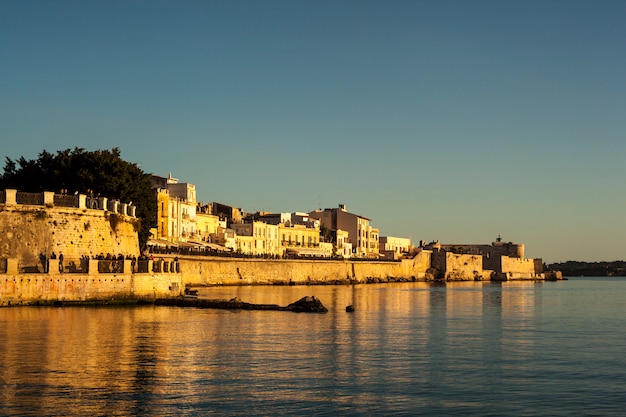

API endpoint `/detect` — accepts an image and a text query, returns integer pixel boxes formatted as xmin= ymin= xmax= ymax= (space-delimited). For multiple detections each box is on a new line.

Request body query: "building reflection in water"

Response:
xmin=0 ymin=281 xmax=542 ymax=415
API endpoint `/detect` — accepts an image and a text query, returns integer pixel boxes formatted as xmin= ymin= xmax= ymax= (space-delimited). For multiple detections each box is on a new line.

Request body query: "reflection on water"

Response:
xmin=1 ymin=279 xmax=626 ymax=416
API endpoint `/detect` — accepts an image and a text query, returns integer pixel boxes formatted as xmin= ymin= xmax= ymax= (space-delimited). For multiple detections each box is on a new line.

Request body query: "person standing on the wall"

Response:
xmin=59 ymin=252 xmax=64 ymax=273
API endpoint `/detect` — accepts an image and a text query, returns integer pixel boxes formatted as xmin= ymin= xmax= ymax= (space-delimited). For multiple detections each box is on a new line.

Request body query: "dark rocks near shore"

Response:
xmin=155 ymin=295 xmax=328 ymax=313
xmin=286 ymin=296 xmax=328 ymax=313
xmin=364 ymin=276 xmax=417 ymax=284
xmin=184 ymin=287 xmax=198 ymax=296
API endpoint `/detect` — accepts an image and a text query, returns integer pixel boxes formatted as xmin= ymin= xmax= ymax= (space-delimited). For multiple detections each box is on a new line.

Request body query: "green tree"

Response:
xmin=0 ymin=147 xmax=156 ymax=248
xmin=320 ymin=224 xmax=333 ymax=243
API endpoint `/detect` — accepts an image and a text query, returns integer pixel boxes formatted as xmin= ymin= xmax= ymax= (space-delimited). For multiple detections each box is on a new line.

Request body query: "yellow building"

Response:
xmin=232 ymin=221 xmax=280 ymax=256
xmin=211 ymin=226 xmax=236 ymax=251
xmin=379 ymin=236 xmax=412 ymax=259
xmin=151 ymin=173 xmax=198 ymax=244
xmin=279 ymin=224 xmax=326 ymax=256
xmin=195 ymin=205 xmax=222 ymax=243
xmin=155 ymin=188 xmax=171 ymax=241
xmin=234 ymin=235 xmax=255 ymax=255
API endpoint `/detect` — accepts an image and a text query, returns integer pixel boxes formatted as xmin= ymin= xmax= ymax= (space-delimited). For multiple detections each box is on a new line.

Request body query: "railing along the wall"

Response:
xmin=15 ymin=192 xmax=43 ymax=205
xmin=1 ymin=189 xmax=135 ymax=218
xmin=53 ymin=194 xmax=78 ymax=207
xmin=0 ymin=258 xmax=180 ymax=276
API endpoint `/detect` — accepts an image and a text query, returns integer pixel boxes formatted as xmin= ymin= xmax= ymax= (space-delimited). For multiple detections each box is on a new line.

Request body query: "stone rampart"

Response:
xmin=0 ymin=248 xmax=556 ymax=305
xmin=0 ymin=270 xmax=182 ymax=306
xmin=501 ymin=256 xmax=542 ymax=274
xmin=176 ymin=249 xmax=432 ymax=286
xmin=432 ymin=242 xmax=524 ymax=258
xmin=443 ymin=252 xmax=491 ymax=281
xmin=0 ymin=253 xmax=430 ymax=305
xmin=0 ymin=203 xmax=139 ymax=272
xmin=496 ymin=256 xmax=544 ymax=280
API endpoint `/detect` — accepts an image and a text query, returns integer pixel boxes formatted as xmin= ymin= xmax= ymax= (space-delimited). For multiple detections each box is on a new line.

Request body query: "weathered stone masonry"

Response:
xmin=0 ymin=190 xmax=139 ymax=270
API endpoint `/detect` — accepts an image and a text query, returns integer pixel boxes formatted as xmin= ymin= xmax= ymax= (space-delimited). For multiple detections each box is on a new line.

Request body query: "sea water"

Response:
xmin=1 ymin=277 xmax=625 ymax=416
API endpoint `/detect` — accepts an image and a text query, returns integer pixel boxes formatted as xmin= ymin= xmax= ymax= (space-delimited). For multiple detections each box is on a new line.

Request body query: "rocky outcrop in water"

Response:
xmin=286 ymin=296 xmax=328 ymax=313
xmin=154 ymin=295 xmax=328 ymax=313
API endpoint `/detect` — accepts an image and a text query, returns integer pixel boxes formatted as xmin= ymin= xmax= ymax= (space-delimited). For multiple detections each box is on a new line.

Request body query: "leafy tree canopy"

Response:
xmin=0 ymin=147 xmax=156 ymax=248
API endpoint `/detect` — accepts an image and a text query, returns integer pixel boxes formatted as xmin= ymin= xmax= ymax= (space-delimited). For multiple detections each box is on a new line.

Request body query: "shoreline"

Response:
xmin=0 ymin=255 xmax=562 ymax=307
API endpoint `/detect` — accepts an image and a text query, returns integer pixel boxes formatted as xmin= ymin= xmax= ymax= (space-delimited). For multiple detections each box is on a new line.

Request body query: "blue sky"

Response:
xmin=1 ymin=0 xmax=624 ymax=263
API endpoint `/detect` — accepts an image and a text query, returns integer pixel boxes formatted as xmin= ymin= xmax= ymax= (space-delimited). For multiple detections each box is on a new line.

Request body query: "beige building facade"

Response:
xmin=279 ymin=224 xmax=326 ymax=256
xmin=232 ymin=221 xmax=280 ymax=256
xmin=151 ymin=173 xmax=198 ymax=243
xmin=309 ymin=204 xmax=379 ymax=258
xmin=195 ymin=205 xmax=222 ymax=243
xmin=380 ymin=236 xmax=412 ymax=259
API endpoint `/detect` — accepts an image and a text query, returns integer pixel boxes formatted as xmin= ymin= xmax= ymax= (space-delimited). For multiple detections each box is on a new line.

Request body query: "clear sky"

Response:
xmin=1 ymin=0 xmax=624 ymax=263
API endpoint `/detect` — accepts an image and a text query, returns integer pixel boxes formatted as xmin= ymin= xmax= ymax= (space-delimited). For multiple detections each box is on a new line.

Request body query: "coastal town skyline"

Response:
xmin=2 ymin=1 xmax=624 ymax=263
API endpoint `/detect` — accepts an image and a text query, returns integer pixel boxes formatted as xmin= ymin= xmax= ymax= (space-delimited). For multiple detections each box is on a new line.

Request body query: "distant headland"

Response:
xmin=547 ymin=261 xmax=626 ymax=277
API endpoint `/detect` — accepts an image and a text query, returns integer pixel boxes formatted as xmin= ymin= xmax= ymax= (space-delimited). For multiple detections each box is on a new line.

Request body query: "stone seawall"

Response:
xmin=177 ymin=250 xmax=433 ymax=286
xmin=0 ymin=253 xmax=432 ymax=305
xmin=0 ymin=250 xmax=560 ymax=306
xmin=0 ymin=272 xmax=182 ymax=306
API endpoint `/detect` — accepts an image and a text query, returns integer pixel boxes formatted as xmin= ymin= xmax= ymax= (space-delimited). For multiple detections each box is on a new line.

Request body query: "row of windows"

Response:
xmin=357 ymin=240 xmax=379 ymax=250
xmin=159 ymin=201 xmax=196 ymax=218
xmin=281 ymin=234 xmax=318 ymax=245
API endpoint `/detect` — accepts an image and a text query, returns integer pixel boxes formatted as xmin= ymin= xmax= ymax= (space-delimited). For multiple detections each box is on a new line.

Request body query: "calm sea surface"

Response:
xmin=1 ymin=277 xmax=625 ymax=416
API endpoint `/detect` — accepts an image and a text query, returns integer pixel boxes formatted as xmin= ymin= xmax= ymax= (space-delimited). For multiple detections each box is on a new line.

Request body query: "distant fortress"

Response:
xmin=0 ymin=188 xmax=561 ymax=306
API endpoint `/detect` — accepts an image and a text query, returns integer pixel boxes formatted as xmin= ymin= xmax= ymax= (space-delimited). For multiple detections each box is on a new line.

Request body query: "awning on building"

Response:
xmin=147 ymin=239 xmax=178 ymax=247
xmin=187 ymin=240 xmax=232 ymax=252
xmin=285 ymin=247 xmax=331 ymax=257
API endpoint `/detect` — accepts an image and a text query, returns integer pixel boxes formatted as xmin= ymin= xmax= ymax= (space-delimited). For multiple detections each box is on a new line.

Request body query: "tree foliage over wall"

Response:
xmin=0 ymin=147 xmax=156 ymax=248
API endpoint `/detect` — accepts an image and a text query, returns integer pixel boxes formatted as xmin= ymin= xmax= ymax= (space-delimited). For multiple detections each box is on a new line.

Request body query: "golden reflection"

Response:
xmin=445 ymin=282 xmax=485 ymax=318
xmin=500 ymin=281 xmax=539 ymax=358
xmin=0 ymin=281 xmax=544 ymax=415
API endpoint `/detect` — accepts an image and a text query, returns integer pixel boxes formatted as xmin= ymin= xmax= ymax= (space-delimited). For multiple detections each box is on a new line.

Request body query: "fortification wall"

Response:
xmin=443 ymin=253 xmax=491 ymax=281
xmin=437 ymin=242 xmax=524 ymax=258
xmin=0 ymin=252 xmax=431 ymax=305
xmin=131 ymin=273 xmax=183 ymax=299
xmin=0 ymin=205 xmax=139 ymax=272
xmin=0 ymin=270 xmax=182 ymax=306
xmin=483 ymin=255 xmax=502 ymax=271
xmin=0 ymin=248 xmax=555 ymax=305
xmin=177 ymin=250 xmax=432 ymax=286
xmin=501 ymin=256 xmax=542 ymax=275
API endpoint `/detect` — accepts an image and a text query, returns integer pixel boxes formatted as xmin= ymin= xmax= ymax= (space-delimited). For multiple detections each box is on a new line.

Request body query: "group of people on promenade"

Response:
xmin=34 ymin=250 xmax=181 ymax=274
xmin=39 ymin=252 xmax=139 ymax=273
